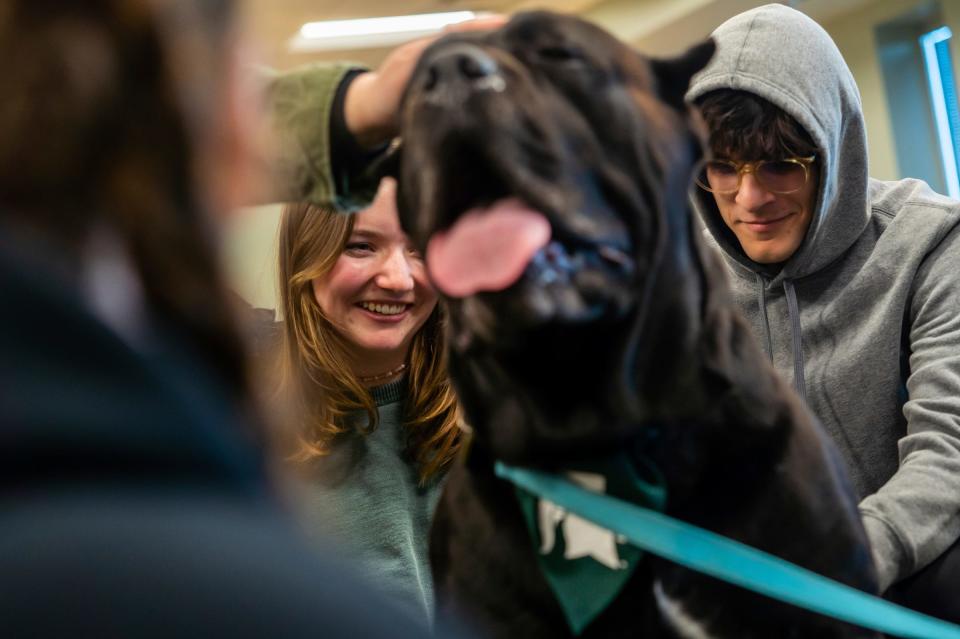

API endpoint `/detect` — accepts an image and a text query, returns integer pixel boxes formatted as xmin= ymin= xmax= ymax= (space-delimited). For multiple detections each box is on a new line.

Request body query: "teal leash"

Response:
xmin=495 ymin=462 xmax=960 ymax=639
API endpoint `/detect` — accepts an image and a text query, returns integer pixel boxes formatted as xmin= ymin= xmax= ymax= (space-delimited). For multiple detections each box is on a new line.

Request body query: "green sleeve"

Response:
xmin=259 ymin=63 xmax=360 ymax=207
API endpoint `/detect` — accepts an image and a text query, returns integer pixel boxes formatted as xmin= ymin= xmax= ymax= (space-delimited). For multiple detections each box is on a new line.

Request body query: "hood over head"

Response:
xmin=686 ymin=4 xmax=869 ymax=280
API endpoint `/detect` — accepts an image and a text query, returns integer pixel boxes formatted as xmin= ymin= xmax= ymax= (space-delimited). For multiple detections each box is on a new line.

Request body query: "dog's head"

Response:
xmin=397 ymin=12 xmax=716 ymax=462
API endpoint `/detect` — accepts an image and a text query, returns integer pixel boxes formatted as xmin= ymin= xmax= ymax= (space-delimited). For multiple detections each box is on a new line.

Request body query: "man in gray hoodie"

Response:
xmin=686 ymin=4 xmax=960 ymax=618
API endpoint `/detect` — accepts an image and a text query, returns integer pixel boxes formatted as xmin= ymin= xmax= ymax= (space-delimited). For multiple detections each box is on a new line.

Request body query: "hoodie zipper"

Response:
xmin=783 ymin=279 xmax=807 ymax=402
xmin=755 ymin=274 xmax=807 ymax=402
xmin=755 ymin=273 xmax=774 ymax=361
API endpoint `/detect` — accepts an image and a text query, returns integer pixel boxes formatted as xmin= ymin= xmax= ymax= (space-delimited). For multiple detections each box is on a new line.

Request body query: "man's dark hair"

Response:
xmin=696 ymin=89 xmax=818 ymax=160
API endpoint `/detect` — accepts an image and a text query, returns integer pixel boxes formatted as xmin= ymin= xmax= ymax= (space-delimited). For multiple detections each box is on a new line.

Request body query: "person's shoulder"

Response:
xmin=868 ymin=177 xmax=960 ymax=240
xmin=246 ymin=305 xmax=281 ymax=352
xmin=866 ymin=178 xmax=960 ymax=270
xmin=869 ymin=177 xmax=960 ymax=221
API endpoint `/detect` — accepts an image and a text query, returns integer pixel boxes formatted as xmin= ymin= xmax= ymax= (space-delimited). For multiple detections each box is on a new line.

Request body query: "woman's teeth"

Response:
xmin=361 ymin=302 xmax=407 ymax=316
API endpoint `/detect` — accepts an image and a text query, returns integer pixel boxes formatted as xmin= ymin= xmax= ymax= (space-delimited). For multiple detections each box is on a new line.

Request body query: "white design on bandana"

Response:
xmin=537 ymin=471 xmax=627 ymax=570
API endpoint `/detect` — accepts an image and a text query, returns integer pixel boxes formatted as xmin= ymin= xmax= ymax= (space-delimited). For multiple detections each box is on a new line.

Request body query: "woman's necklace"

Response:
xmin=358 ymin=362 xmax=407 ymax=384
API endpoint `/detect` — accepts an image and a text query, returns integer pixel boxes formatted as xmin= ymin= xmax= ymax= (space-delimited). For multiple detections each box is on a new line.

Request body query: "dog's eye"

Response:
xmin=537 ymin=45 xmax=583 ymax=63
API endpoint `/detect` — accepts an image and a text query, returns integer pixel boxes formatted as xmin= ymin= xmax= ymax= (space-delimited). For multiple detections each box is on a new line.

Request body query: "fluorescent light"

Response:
xmin=300 ymin=12 xmax=477 ymax=39
xmin=290 ymin=11 xmax=479 ymax=53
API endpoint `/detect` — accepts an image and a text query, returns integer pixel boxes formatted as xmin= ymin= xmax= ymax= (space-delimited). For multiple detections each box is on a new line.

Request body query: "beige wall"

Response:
xmin=819 ymin=0 xmax=960 ymax=181
xmin=223 ymin=204 xmax=282 ymax=310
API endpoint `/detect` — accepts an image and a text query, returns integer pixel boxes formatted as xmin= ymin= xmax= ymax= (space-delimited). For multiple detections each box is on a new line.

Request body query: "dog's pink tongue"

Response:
xmin=427 ymin=198 xmax=551 ymax=298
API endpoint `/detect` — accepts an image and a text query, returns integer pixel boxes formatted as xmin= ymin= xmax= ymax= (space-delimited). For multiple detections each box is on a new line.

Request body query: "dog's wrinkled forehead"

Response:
xmin=413 ymin=11 xmax=683 ymax=155
xmin=501 ymin=12 xmax=654 ymax=80
xmin=440 ymin=13 xmax=654 ymax=97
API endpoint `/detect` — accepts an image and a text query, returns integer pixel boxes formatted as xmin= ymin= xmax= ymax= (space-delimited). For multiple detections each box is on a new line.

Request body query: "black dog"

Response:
xmin=396 ymin=12 xmax=880 ymax=638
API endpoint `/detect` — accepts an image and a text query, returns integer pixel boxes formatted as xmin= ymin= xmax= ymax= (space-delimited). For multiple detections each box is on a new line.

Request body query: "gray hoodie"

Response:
xmin=686 ymin=4 xmax=960 ymax=590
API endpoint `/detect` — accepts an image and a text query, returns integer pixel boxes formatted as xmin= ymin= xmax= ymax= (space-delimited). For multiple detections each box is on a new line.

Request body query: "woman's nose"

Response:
xmin=375 ymin=249 xmax=415 ymax=291
xmin=735 ymin=172 xmax=777 ymax=210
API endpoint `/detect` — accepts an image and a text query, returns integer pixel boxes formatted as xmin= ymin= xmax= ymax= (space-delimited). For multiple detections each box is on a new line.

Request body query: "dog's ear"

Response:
xmin=650 ymin=39 xmax=715 ymax=110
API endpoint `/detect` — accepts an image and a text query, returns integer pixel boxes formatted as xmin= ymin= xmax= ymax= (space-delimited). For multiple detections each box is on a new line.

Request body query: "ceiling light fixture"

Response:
xmin=289 ymin=11 xmax=480 ymax=52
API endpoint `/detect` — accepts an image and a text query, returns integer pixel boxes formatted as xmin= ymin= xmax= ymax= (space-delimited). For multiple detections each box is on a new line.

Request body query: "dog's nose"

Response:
xmin=423 ymin=43 xmax=501 ymax=93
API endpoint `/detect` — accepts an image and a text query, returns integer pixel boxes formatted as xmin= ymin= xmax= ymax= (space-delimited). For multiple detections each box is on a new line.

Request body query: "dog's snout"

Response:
xmin=423 ymin=44 xmax=501 ymax=94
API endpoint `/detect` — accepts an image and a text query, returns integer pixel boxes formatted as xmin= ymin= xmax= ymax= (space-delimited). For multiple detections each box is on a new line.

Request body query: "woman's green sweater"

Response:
xmin=295 ymin=379 xmax=442 ymax=627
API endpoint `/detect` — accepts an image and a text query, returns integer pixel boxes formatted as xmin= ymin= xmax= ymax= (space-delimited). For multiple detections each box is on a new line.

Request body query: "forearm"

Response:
xmin=859 ymin=436 xmax=960 ymax=590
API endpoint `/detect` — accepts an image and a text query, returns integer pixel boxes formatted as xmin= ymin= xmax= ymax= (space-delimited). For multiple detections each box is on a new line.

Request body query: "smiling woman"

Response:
xmin=272 ymin=177 xmax=463 ymax=626
xmin=309 ymin=179 xmax=438 ymax=377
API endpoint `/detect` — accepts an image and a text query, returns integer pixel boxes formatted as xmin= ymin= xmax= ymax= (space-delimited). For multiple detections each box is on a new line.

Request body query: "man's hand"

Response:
xmin=343 ymin=14 xmax=507 ymax=148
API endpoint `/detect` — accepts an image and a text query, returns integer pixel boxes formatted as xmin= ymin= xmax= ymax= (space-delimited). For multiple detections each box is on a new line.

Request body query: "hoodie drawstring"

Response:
xmin=783 ymin=279 xmax=807 ymax=402
xmin=755 ymin=273 xmax=774 ymax=361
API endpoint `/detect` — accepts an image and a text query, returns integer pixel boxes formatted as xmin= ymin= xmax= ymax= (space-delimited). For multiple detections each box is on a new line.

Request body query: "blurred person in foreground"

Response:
xmin=0 ymin=1 xmax=452 ymax=636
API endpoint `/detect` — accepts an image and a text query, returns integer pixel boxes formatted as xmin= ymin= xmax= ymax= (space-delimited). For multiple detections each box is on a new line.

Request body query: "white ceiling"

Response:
xmin=241 ymin=0 xmax=878 ymax=69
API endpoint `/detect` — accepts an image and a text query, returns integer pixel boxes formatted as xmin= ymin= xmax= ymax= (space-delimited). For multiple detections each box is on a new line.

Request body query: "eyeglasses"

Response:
xmin=695 ymin=156 xmax=816 ymax=195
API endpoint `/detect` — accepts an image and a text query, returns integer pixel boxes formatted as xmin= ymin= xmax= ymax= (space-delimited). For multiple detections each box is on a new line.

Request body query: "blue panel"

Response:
xmin=934 ymin=38 xmax=960 ymax=174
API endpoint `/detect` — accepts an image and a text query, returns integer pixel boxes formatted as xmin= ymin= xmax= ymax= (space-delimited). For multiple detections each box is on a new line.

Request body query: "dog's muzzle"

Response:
xmin=418 ymin=43 xmax=507 ymax=104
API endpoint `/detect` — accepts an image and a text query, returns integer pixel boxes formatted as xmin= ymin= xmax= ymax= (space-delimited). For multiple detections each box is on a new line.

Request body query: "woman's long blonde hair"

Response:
xmin=275 ymin=201 xmax=463 ymax=483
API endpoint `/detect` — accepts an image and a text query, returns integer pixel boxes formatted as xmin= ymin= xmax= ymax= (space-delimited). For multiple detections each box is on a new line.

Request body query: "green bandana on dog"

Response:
xmin=514 ymin=454 xmax=666 ymax=635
